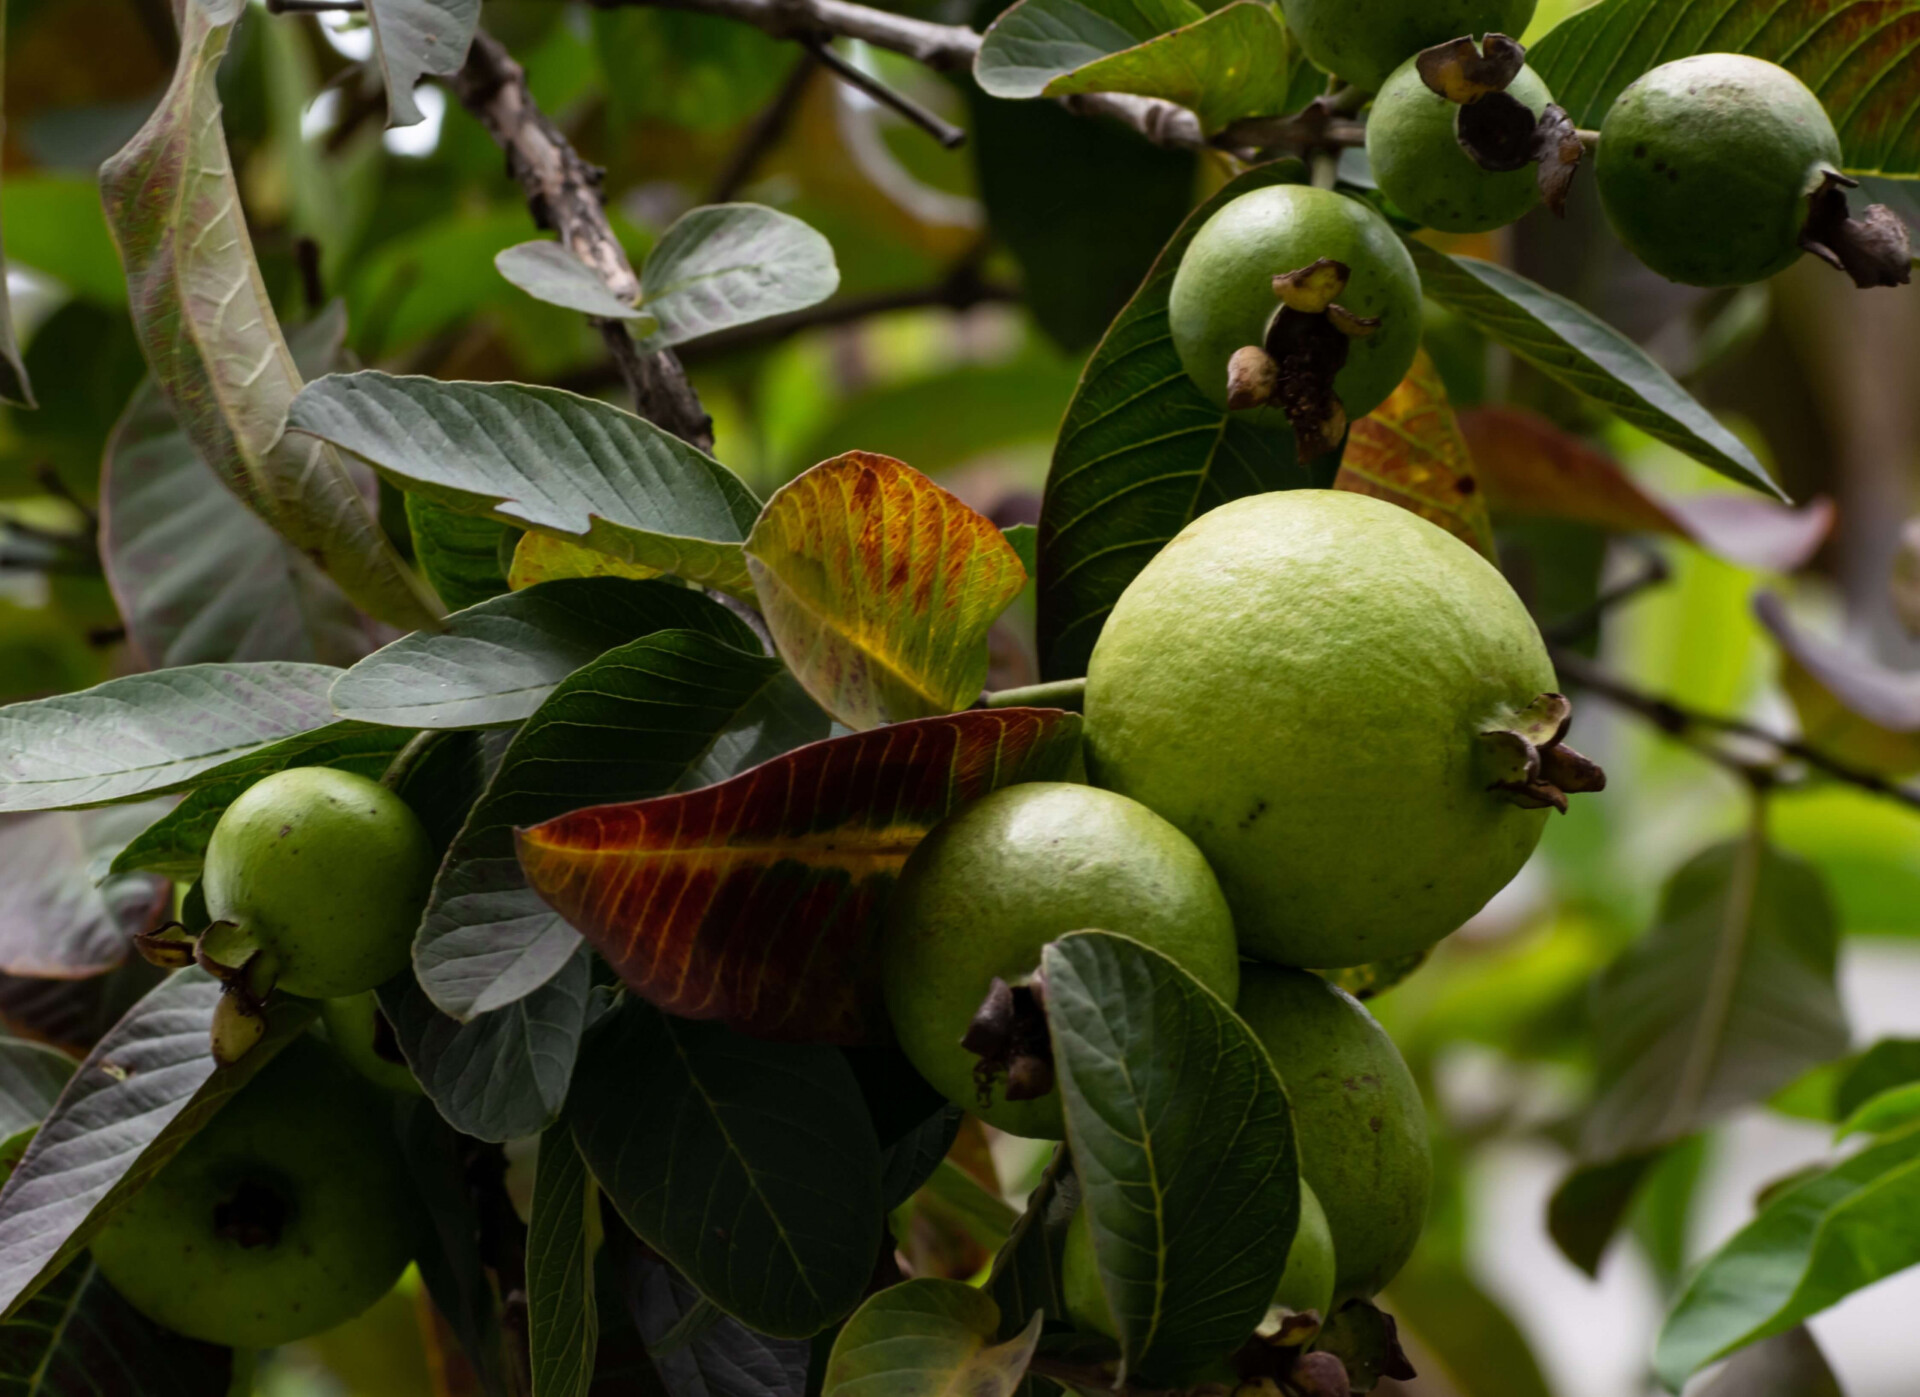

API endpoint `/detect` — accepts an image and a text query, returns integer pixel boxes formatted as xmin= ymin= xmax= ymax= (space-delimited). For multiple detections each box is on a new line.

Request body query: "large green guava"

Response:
xmin=1277 ymin=0 xmax=1538 ymax=95
xmin=880 ymin=783 xmax=1240 ymax=1140
xmin=1368 ymin=56 xmax=1553 ymax=232
xmin=89 ymin=1034 xmax=416 ymax=1347
xmin=1595 ymin=55 xmax=1842 ymax=287
xmin=1084 ymin=490 xmax=1563 ymax=969
xmin=1167 ymin=185 xmax=1421 ymax=430
xmin=1237 ymin=966 xmax=1430 ymax=1299
xmin=202 ymin=767 xmax=436 ymax=1000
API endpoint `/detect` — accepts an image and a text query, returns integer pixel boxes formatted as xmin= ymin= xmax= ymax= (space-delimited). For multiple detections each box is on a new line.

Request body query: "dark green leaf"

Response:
xmin=987 ymin=1157 xmax=1077 ymax=1345
xmin=974 ymin=0 xmax=1202 ymax=99
xmin=1042 ymin=930 xmax=1298 ymax=1386
xmin=880 ymin=1105 xmax=964 ymax=1212
xmin=0 ymin=803 xmax=169 ymax=975
xmin=621 ymin=1246 xmax=812 ymax=1396
xmin=495 ymin=241 xmax=655 ymax=323
xmin=0 ymin=1259 xmax=235 ymax=1394
xmin=1404 ymin=242 xmax=1781 ymax=498
xmin=407 ymin=494 xmax=516 ymax=613
xmin=569 ymin=1000 xmax=882 ymax=1339
xmin=1546 ymin=1150 xmax=1663 ymax=1278
xmin=1835 ymin=1038 xmax=1920 ymax=1121
xmin=639 ymin=205 xmax=839 ymax=348
xmin=530 ymin=1122 xmax=599 ymax=1397
xmin=822 ymin=1280 xmax=1041 ymax=1397
xmin=0 ymin=1039 xmax=75 ymax=1165
xmin=0 ymin=961 xmax=166 ymax=1058
xmin=366 ymin=0 xmax=480 ymax=127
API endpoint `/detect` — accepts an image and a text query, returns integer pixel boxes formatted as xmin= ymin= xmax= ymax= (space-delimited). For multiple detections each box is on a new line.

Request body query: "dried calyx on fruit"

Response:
xmin=1227 ymin=258 xmax=1382 ymax=458
xmin=1801 ymin=170 xmax=1914 ymax=289
xmin=1478 ymin=692 xmax=1607 ymax=812
xmin=1415 ymin=35 xmax=1582 ymax=215
xmin=960 ymin=973 xmax=1055 ymax=1103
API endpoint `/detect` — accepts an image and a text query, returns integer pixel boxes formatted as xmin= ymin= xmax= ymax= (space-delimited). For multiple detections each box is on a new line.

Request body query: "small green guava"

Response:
xmin=89 ymin=1035 xmax=416 ymax=1347
xmin=1167 ymin=185 xmax=1421 ymax=441
xmin=201 ymin=767 xmax=436 ymax=1000
xmin=1085 ymin=490 xmax=1599 ymax=969
xmin=1368 ymin=56 xmax=1554 ymax=232
xmin=1277 ymin=0 xmax=1538 ymax=94
xmin=320 ymin=991 xmax=424 ymax=1096
xmin=880 ymin=783 xmax=1240 ymax=1140
xmin=1236 ymin=966 xmax=1430 ymax=1300
xmin=1595 ymin=55 xmax=1842 ymax=287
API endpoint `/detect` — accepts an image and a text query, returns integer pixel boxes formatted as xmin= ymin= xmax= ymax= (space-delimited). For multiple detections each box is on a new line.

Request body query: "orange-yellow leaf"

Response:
xmin=1337 ymin=350 xmax=1498 ymax=559
xmin=507 ymin=531 xmax=663 ymax=590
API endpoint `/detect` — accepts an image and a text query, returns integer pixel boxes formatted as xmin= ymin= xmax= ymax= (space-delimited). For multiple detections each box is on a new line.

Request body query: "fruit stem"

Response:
xmin=1310 ymin=151 xmax=1340 ymax=190
xmin=981 ymin=677 xmax=1087 ymax=711
xmin=1576 ymin=128 xmax=1600 ymax=150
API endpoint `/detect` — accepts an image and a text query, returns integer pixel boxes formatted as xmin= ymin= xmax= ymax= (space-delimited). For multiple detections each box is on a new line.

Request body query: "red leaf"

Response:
xmin=516 ymin=708 xmax=1083 ymax=1044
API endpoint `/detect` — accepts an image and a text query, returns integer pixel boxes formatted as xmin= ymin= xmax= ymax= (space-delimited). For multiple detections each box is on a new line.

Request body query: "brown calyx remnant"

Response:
xmin=1479 ymin=692 xmax=1608 ymax=813
xmin=1417 ymin=35 xmax=1583 ymax=217
xmin=1801 ymin=169 xmax=1914 ymax=289
xmin=961 ymin=973 xmax=1055 ymax=1103
xmin=213 ymin=1176 xmax=292 ymax=1250
xmin=136 ymin=916 xmax=277 ymax=1064
xmin=1227 ymin=258 xmax=1380 ymax=460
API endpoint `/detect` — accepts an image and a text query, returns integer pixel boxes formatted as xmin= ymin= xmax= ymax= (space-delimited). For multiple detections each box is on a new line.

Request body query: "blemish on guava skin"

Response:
xmin=278 ymin=824 xmax=293 ymax=839
xmin=1238 ymin=798 xmax=1270 ymax=831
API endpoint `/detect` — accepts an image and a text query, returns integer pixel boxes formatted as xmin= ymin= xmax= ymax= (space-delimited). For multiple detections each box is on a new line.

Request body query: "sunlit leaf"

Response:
xmin=1336 ymin=349 xmax=1496 ymax=560
xmin=508 ymin=532 xmax=663 ymax=591
xmin=638 ymin=204 xmax=839 ymax=347
xmin=823 ymin=1279 xmax=1042 ymax=1397
xmin=366 ymin=0 xmax=481 ymax=128
xmin=495 ymin=241 xmax=656 ymax=323
xmin=519 ymin=708 xmax=1082 ymax=1044
xmin=975 ymin=0 xmax=1203 ymax=99
xmin=0 ymin=803 xmax=169 ymax=975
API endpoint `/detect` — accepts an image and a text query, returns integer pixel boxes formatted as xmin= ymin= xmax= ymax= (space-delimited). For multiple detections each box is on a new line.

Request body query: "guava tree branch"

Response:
xmin=450 ymin=29 xmax=715 ymax=450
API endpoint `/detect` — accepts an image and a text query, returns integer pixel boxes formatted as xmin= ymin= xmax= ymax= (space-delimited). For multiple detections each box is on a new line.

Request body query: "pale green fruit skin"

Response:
xmin=1168 ymin=186 xmax=1422 ymax=430
xmin=1084 ymin=490 xmax=1555 ymax=968
xmin=1368 ymin=58 xmax=1553 ymax=233
xmin=1238 ymin=966 xmax=1430 ymax=1299
xmin=1595 ymin=54 xmax=1842 ymax=287
xmin=203 ymin=767 xmax=435 ymax=999
xmin=89 ymin=1035 xmax=415 ymax=1347
xmin=1278 ymin=0 xmax=1538 ymax=94
xmin=1061 ymin=1205 xmax=1115 ymax=1337
xmin=320 ymin=992 xmax=424 ymax=1096
xmin=880 ymin=783 xmax=1240 ymax=1140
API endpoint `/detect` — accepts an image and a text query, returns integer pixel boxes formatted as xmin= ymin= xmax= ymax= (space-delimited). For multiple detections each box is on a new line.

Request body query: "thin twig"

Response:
xmin=709 ymin=53 xmax=821 ymax=203
xmin=804 ymin=37 xmax=966 ymax=149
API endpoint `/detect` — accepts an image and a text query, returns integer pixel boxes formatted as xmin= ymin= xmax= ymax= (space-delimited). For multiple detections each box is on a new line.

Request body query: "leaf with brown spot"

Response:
xmin=744 ymin=453 xmax=1029 ymax=730
xmin=516 ymin=708 xmax=1083 ymax=1044
xmin=1336 ymin=351 xmax=1496 ymax=559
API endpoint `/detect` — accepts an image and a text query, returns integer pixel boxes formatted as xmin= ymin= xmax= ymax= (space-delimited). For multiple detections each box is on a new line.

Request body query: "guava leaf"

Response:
xmin=507 ymin=531 xmax=665 ymax=591
xmin=0 ymin=967 xmax=317 ymax=1318
xmin=517 ymin=708 xmax=1083 ymax=1044
xmin=1754 ymin=591 xmax=1920 ymax=773
xmin=366 ymin=0 xmax=480 ymax=128
xmin=1837 ymin=1082 xmax=1920 ymax=1139
xmin=1546 ymin=1149 xmax=1664 ymax=1278
xmin=1336 ymin=348 xmax=1497 ymax=560
xmin=529 ymin=1123 xmax=600 ymax=1397
xmin=880 ymin=1105 xmax=965 ymax=1213
xmin=823 ymin=1279 xmax=1042 ymax=1397
xmin=0 ymin=1259 xmax=235 ymax=1394
xmin=289 ymin=372 xmax=762 ymax=599
xmin=332 ymin=579 xmax=739 ymax=731
xmin=567 ymin=997 xmax=883 ymax=1339
xmin=0 ymin=803 xmax=170 ymax=975
xmin=1035 ymin=160 xmax=1308 ymax=682
xmin=0 ymin=663 xmax=345 ymax=814
xmin=98 ymin=2 xmax=441 ymax=633
xmin=0 ymin=962 xmax=165 ymax=1058
xmin=985 ymin=1153 xmax=1078 ymax=1351
xmin=1041 ymin=931 xmax=1299 ymax=1387
xmin=975 ymin=0 xmax=1204 ymax=99
xmin=1655 ymin=1123 xmax=1920 ymax=1388
xmin=1457 ymin=405 xmax=1834 ymax=571
xmin=414 ymin=626 xmax=817 ymax=1023
xmin=637 ymin=204 xmax=839 ymax=348
xmin=1528 ymin=0 xmax=1920 ymax=178
xmin=0 ymin=1040 xmax=74 ymax=1148
xmin=1835 ymin=1040 xmax=1920 ymax=1122
xmin=0 ymin=0 xmax=33 ymax=409
xmin=619 ymin=1245 xmax=814 ymax=1397
xmin=406 ymin=494 xmax=516 ymax=612
xmin=495 ymin=241 xmax=655 ymax=322
xmin=1404 ymin=242 xmax=1783 ymax=499
xmin=744 ymin=453 xmax=1029 ymax=730
xmin=1044 ymin=2 xmax=1324 ymax=137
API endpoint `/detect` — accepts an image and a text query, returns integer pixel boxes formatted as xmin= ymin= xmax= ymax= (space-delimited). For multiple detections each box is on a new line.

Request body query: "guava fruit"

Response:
xmin=1594 ymin=55 xmax=1842 ymax=287
xmin=880 ymin=783 xmax=1240 ymax=1140
xmin=1236 ymin=966 xmax=1430 ymax=1299
xmin=320 ymin=991 xmax=424 ymax=1096
xmin=89 ymin=1034 xmax=416 ymax=1347
xmin=1276 ymin=0 xmax=1538 ymax=94
xmin=1084 ymin=490 xmax=1601 ymax=969
xmin=1167 ymin=185 xmax=1422 ymax=455
xmin=1368 ymin=55 xmax=1554 ymax=232
xmin=201 ymin=767 xmax=436 ymax=1001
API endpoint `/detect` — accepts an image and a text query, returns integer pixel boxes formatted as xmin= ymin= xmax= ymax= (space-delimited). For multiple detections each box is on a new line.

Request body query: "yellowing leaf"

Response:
xmin=1336 ymin=350 xmax=1497 ymax=559
xmin=507 ymin=532 xmax=663 ymax=591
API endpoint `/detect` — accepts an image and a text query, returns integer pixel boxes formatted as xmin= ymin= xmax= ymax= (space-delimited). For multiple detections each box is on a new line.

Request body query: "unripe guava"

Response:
xmin=202 ymin=767 xmax=436 ymax=1000
xmin=1084 ymin=490 xmax=1562 ymax=969
xmin=1277 ymin=0 xmax=1538 ymax=95
xmin=1368 ymin=57 xmax=1554 ymax=232
xmin=880 ymin=783 xmax=1240 ymax=1140
xmin=1168 ymin=185 xmax=1422 ymax=430
xmin=89 ymin=1034 xmax=416 ymax=1347
xmin=320 ymin=991 xmax=424 ymax=1096
xmin=1237 ymin=966 xmax=1430 ymax=1299
xmin=1595 ymin=55 xmax=1842 ymax=287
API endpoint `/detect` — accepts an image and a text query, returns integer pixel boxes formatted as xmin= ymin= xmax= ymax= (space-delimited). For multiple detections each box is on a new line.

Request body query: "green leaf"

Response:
xmin=1404 ymin=242 xmax=1781 ymax=498
xmin=1547 ymin=1150 xmax=1663 ymax=1278
xmin=975 ymin=0 xmax=1203 ymax=99
xmin=1834 ymin=1038 xmax=1920 ymax=1120
xmin=332 ymin=578 xmax=741 ymax=730
xmin=0 ymin=968 xmax=317 ymax=1318
xmin=530 ymin=1122 xmax=599 ymax=1397
xmin=638 ymin=204 xmax=839 ymax=347
xmin=0 ymin=803 xmax=170 ymax=974
xmin=289 ymin=373 xmax=763 ymax=598
xmin=1041 ymin=931 xmax=1298 ymax=1386
xmin=1046 ymin=2 xmax=1323 ymax=136
xmin=407 ymin=494 xmax=516 ymax=613
xmin=495 ymin=241 xmax=656 ymax=323
xmin=1838 ymin=1082 xmax=1920 ymax=1139
xmin=1695 ymin=1326 xmax=1843 ymax=1397
xmin=0 ymin=663 xmax=345 ymax=813
xmin=1035 ymin=160 xmax=1306 ymax=681
xmin=366 ymin=0 xmax=480 ymax=128
xmin=97 ymin=3 xmax=441 ymax=632
xmin=621 ymin=1245 xmax=814 ymax=1393
xmin=568 ymin=999 xmax=883 ymax=1339
xmin=1655 ymin=1123 xmax=1920 ymax=1388
xmin=0 ymin=1259 xmax=237 ymax=1394
xmin=824 ymin=1280 xmax=1043 ymax=1397
xmin=0 ymin=0 xmax=33 ymax=409
xmin=0 ymin=1039 xmax=75 ymax=1175
xmin=1528 ymin=0 xmax=1920 ymax=178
